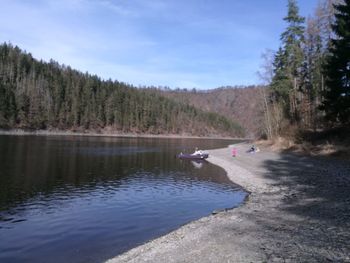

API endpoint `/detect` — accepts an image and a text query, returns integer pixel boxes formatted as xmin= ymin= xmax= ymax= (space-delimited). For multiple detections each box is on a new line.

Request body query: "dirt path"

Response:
xmin=106 ymin=143 xmax=350 ymax=263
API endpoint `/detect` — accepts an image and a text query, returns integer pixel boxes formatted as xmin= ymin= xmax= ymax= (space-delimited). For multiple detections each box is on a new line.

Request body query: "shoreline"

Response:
xmin=106 ymin=143 xmax=350 ymax=262
xmin=0 ymin=129 xmax=246 ymax=141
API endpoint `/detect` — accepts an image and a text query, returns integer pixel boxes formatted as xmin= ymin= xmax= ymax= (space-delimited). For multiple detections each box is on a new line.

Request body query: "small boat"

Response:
xmin=177 ymin=152 xmax=209 ymax=160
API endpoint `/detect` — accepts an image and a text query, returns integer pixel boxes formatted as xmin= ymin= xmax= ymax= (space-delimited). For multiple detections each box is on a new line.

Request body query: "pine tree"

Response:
xmin=271 ymin=47 xmax=291 ymax=103
xmin=270 ymin=0 xmax=305 ymax=122
xmin=281 ymin=0 xmax=305 ymax=79
xmin=322 ymin=0 xmax=350 ymax=124
xmin=299 ymin=0 xmax=343 ymax=129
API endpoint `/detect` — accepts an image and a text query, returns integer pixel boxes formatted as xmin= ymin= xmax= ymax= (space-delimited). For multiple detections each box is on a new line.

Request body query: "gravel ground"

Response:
xmin=106 ymin=143 xmax=350 ymax=263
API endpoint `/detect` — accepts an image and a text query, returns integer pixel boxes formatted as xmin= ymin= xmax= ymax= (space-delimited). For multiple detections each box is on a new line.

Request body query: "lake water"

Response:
xmin=0 ymin=135 xmax=247 ymax=263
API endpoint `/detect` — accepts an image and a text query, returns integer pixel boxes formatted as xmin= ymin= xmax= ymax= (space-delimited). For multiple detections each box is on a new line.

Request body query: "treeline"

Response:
xmin=260 ymin=0 xmax=350 ymax=139
xmin=0 ymin=43 xmax=244 ymax=137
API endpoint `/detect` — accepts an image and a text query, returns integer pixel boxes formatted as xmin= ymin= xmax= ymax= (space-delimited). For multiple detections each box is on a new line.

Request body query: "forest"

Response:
xmin=0 ymin=43 xmax=243 ymax=137
xmin=258 ymin=0 xmax=350 ymax=142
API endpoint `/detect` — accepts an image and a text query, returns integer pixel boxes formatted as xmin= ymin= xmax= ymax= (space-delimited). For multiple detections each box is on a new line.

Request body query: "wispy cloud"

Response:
xmin=0 ymin=0 xmax=319 ymax=89
xmin=96 ymin=0 xmax=136 ymax=17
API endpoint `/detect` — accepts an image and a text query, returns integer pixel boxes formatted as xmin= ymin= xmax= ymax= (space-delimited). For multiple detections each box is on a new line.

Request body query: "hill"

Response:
xmin=0 ymin=43 xmax=244 ymax=137
xmin=157 ymin=86 xmax=264 ymax=138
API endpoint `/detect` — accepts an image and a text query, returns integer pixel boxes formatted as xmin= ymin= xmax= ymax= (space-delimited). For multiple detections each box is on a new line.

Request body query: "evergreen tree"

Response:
xmin=297 ymin=0 xmax=342 ymax=129
xmin=271 ymin=47 xmax=291 ymax=103
xmin=270 ymin=0 xmax=305 ymax=122
xmin=281 ymin=0 xmax=305 ymax=79
xmin=322 ymin=0 xmax=350 ymax=124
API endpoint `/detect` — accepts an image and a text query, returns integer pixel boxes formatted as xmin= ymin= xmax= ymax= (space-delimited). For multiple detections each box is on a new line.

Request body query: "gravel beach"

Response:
xmin=106 ymin=143 xmax=350 ymax=263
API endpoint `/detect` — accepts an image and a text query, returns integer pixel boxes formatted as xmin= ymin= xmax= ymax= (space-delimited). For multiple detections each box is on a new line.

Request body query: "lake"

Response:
xmin=0 ymin=135 xmax=247 ymax=263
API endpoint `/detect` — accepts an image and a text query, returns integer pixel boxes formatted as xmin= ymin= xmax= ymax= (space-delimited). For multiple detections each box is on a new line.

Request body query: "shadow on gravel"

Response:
xmin=240 ymin=152 xmax=350 ymax=261
xmin=261 ymin=153 xmax=350 ymax=225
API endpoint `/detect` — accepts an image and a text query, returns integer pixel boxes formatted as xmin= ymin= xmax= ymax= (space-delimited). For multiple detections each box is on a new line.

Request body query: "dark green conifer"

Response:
xmin=270 ymin=0 xmax=305 ymax=121
xmin=322 ymin=0 xmax=350 ymax=124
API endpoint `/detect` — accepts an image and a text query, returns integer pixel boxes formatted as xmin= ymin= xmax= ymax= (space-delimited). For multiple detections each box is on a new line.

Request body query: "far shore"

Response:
xmin=106 ymin=143 xmax=350 ymax=263
xmin=0 ymin=129 xmax=247 ymax=141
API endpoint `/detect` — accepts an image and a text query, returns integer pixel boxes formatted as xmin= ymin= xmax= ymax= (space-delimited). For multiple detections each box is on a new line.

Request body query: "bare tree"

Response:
xmin=257 ymin=49 xmax=274 ymax=139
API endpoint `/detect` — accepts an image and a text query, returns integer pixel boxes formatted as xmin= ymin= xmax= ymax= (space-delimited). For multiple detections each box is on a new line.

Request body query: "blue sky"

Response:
xmin=0 ymin=0 xmax=319 ymax=89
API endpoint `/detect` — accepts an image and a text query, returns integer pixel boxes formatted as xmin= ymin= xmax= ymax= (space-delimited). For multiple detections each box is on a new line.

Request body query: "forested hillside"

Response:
xmin=157 ymin=87 xmax=264 ymax=138
xmin=0 ymin=43 xmax=244 ymax=137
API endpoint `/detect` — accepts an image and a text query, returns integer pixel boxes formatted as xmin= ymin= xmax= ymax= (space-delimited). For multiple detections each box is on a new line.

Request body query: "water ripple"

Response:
xmin=0 ymin=136 xmax=246 ymax=263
